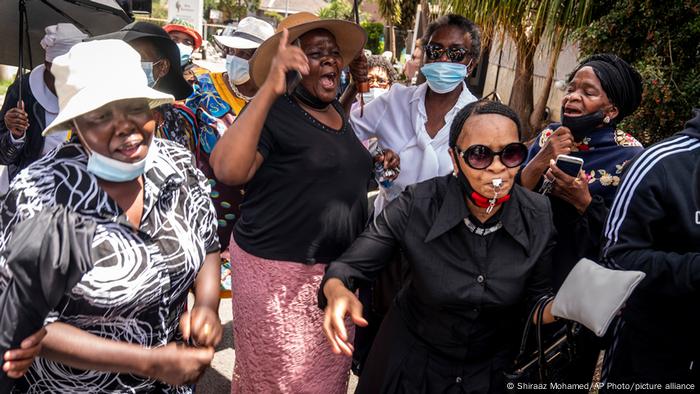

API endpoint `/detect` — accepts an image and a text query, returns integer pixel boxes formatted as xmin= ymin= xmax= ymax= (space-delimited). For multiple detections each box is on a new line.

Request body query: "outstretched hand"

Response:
xmin=322 ymin=278 xmax=368 ymax=357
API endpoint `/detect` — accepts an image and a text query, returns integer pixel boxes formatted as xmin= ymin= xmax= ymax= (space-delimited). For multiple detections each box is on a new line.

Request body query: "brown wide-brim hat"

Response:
xmin=249 ymin=12 xmax=367 ymax=87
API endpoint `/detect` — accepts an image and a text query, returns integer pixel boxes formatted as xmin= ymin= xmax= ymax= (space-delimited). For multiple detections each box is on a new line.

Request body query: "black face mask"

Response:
xmin=561 ymin=108 xmax=606 ymax=139
xmin=292 ymin=84 xmax=331 ymax=110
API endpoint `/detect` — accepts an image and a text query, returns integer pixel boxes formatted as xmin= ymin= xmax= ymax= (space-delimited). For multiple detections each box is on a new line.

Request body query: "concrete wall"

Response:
xmin=481 ymin=34 xmax=580 ymax=123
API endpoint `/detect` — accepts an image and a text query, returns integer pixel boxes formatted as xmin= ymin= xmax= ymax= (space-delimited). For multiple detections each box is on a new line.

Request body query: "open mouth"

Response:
xmin=117 ymin=139 xmax=145 ymax=159
xmin=320 ymin=72 xmax=337 ymax=90
xmin=563 ymin=106 xmax=583 ymax=116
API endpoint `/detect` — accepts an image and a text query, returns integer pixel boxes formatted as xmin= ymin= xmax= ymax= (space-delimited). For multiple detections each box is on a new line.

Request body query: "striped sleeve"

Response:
xmin=602 ymin=135 xmax=700 ymax=295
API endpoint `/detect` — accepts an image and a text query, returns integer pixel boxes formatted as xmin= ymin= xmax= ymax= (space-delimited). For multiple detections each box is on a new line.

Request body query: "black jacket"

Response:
xmin=319 ymin=175 xmax=555 ymax=392
xmin=0 ymin=73 xmax=48 ymax=181
xmin=602 ymin=108 xmax=700 ymax=348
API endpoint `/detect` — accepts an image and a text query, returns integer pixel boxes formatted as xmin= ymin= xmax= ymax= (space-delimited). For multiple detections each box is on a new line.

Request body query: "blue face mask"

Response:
xmin=140 ymin=61 xmax=162 ymax=88
xmin=74 ymin=121 xmax=154 ymax=182
xmin=225 ymin=55 xmax=251 ymax=85
xmin=176 ymin=43 xmax=193 ymax=66
xmin=421 ymin=62 xmax=468 ymax=94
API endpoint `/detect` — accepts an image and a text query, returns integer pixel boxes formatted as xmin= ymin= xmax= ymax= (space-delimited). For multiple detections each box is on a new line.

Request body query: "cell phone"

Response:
xmin=285 ymin=39 xmax=302 ymax=95
xmin=555 ymin=154 xmax=584 ymax=177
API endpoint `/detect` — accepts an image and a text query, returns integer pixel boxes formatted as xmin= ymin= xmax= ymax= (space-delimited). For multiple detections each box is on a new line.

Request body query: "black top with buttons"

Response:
xmin=320 ymin=175 xmax=555 ymax=362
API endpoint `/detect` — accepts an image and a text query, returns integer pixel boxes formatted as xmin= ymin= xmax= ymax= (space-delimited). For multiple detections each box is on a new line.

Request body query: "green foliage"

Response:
xmin=151 ymin=0 xmax=168 ymax=19
xmin=376 ymin=0 xmax=400 ymax=25
xmin=446 ymin=0 xmax=594 ymax=138
xmin=577 ymin=0 xmax=700 ymax=144
xmin=398 ymin=0 xmax=418 ymax=30
xmin=264 ymin=11 xmax=284 ymax=23
xmin=362 ymin=21 xmax=385 ymax=54
xmin=318 ymin=0 xmax=354 ymax=19
xmin=217 ymin=0 xmax=250 ymax=20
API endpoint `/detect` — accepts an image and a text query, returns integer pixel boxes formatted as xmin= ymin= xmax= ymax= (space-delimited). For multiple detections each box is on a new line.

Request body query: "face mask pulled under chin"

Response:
xmin=560 ymin=108 xmax=607 ymax=139
xmin=226 ymin=55 xmax=251 ymax=85
xmin=74 ymin=121 xmax=155 ymax=182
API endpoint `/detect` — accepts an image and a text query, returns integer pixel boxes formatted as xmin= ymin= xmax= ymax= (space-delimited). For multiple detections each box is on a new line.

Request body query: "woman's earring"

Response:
xmin=603 ymin=115 xmax=611 ymax=124
xmin=452 ymin=171 xmax=458 ymax=178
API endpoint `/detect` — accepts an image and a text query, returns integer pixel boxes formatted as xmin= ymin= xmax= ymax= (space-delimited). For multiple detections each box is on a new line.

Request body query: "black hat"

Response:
xmin=92 ymin=22 xmax=192 ymax=100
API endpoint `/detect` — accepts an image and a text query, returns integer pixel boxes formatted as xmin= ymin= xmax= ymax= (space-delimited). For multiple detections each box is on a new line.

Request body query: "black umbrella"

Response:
xmin=1 ymin=0 xmax=132 ymax=102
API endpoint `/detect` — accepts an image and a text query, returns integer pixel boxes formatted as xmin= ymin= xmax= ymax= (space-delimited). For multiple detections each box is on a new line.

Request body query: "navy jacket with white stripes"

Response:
xmin=602 ymin=108 xmax=700 ymax=347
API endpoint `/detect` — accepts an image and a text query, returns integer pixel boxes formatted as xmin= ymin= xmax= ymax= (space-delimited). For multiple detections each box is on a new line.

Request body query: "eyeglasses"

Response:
xmin=424 ymin=44 xmax=470 ymax=63
xmin=224 ymin=47 xmax=256 ymax=59
xmin=368 ymin=75 xmax=389 ymax=86
xmin=456 ymin=143 xmax=528 ymax=170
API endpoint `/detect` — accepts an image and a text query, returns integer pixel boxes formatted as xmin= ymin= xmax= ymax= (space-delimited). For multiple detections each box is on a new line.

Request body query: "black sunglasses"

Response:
xmin=456 ymin=143 xmax=528 ymax=170
xmin=424 ymin=44 xmax=469 ymax=63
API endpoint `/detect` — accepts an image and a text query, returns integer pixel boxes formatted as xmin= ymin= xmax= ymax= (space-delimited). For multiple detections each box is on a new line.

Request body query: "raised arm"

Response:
xmin=210 ymin=29 xmax=310 ymax=185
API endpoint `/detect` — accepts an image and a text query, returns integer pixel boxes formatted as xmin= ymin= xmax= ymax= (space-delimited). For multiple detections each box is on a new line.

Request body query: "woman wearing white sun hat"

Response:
xmin=0 ymin=39 xmax=221 ymax=392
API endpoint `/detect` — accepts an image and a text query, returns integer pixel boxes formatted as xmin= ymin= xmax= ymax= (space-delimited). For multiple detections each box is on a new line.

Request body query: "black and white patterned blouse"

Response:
xmin=0 ymin=138 xmax=220 ymax=393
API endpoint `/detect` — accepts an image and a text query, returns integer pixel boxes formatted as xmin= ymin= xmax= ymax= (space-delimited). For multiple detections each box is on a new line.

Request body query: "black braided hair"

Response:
xmin=449 ymin=100 xmax=522 ymax=148
xmin=423 ymin=14 xmax=481 ymax=61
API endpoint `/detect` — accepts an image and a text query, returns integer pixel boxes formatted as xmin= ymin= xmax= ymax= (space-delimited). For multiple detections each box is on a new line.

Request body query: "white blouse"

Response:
xmin=350 ymin=81 xmax=477 ymax=214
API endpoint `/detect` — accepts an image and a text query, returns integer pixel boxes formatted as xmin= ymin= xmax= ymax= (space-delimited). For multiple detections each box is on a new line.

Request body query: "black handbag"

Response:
xmin=504 ymin=295 xmax=580 ymax=391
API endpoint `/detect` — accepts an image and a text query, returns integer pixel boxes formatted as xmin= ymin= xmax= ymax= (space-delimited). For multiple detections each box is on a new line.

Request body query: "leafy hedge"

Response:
xmin=362 ymin=21 xmax=385 ymax=54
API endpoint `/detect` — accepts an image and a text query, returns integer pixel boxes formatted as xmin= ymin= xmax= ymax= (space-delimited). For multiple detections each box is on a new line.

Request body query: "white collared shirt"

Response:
xmin=350 ymin=81 xmax=477 ymax=214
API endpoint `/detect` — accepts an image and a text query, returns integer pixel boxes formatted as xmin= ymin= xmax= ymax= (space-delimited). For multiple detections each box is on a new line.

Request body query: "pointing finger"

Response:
xmin=278 ymin=29 xmax=289 ymax=51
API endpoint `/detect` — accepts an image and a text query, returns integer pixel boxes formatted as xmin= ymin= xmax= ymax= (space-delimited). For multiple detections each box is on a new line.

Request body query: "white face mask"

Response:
xmin=73 ymin=120 xmax=155 ymax=182
xmin=225 ymin=55 xmax=251 ymax=85
xmin=360 ymin=87 xmax=388 ymax=105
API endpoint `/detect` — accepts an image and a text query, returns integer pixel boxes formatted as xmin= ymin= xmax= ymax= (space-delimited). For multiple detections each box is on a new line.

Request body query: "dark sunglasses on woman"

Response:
xmin=456 ymin=143 xmax=528 ymax=170
xmin=424 ymin=44 xmax=469 ymax=63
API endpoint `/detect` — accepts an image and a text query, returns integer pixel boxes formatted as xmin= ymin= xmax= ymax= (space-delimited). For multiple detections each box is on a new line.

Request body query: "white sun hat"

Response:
xmin=42 ymin=39 xmax=174 ymax=136
xmin=214 ymin=17 xmax=275 ymax=49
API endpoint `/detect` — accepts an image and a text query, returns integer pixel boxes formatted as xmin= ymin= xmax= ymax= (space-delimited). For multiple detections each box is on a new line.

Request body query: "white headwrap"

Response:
xmin=40 ymin=23 xmax=88 ymax=62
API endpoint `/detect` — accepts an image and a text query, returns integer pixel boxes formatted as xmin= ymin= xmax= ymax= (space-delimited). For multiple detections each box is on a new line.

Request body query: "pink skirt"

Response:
xmin=230 ymin=241 xmax=353 ymax=394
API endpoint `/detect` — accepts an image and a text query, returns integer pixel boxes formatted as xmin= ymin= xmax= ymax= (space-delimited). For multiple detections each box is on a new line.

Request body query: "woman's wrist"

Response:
xmin=137 ymin=346 xmax=157 ymax=378
xmin=575 ymin=193 xmax=593 ymax=215
xmin=323 ymin=278 xmax=346 ymax=300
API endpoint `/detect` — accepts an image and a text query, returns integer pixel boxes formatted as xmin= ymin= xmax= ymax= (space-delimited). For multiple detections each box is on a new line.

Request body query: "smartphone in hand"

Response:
xmin=555 ymin=154 xmax=584 ymax=177
xmin=285 ymin=39 xmax=303 ymax=95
